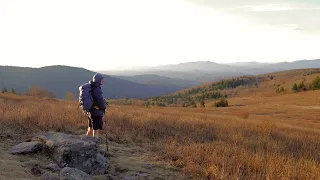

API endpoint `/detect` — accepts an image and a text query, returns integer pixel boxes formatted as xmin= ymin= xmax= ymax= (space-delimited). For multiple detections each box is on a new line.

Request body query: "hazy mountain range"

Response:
xmin=102 ymin=59 xmax=320 ymax=83
xmin=113 ymin=74 xmax=200 ymax=89
xmin=1 ymin=59 xmax=320 ymax=99
xmin=0 ymin=66 xmax=181 ymax=99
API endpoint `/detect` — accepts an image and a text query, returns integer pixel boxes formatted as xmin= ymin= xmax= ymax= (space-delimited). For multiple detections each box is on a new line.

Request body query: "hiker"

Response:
xmin=86 ymin=73 xmax=107 ymax=137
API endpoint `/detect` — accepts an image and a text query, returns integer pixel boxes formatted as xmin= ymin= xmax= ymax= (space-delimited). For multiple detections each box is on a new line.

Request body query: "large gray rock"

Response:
xmin=9 ymin=141 xmax=42 ymax=155
xmin=41 ymin=172 xmax=60 ymax=180
xmin=35 ymin=132 xmax=107 ymax=175
xmin=34 ymin=132 xmax=101 ymax=149
xmin=60 ymin=167 xmax=92 ymax=180
xmin=42 ymin=163 xmax=62 ymax=172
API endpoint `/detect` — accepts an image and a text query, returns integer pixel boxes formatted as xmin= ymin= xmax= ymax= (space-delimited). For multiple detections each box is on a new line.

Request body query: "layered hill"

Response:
xmin=147 ymin=68 xmax=320 ymax=107
xmin=0 ymin=65 xmax=182 ymax=99
xmin=103 ymin=59 xmax=320 ymax=84
xmin=114 ymin=74 xmax=200 ymax=89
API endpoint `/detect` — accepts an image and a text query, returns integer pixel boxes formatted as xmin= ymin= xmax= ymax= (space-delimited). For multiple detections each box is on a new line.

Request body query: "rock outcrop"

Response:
xmin=10 ymin=132 xmax=108 ymax=177
xmin=10 ymin=141 xmax=42 ymax=155
xmin=60 ymin=167 xmax=92 ymax=180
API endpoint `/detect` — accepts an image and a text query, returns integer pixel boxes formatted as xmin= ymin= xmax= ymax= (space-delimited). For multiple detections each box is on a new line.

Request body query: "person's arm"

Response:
xmin=93 ymin=88 xmax=107 ymax=111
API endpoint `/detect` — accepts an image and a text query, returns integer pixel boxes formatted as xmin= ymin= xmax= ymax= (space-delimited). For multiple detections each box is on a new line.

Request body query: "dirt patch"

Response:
xmin=288 ymin=105 xmax=320 ymax=110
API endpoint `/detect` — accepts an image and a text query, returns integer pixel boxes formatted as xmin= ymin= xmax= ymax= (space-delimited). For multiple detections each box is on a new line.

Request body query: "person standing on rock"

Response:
xmin=86 ymin=73 xmax=107 ymax=137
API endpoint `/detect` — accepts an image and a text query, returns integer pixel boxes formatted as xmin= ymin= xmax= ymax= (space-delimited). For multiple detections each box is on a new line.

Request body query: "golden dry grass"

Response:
xmin=1 ymin=87 xmax=320 ymax=179
xmin=234 ymin=68 xmax=320 ymax=98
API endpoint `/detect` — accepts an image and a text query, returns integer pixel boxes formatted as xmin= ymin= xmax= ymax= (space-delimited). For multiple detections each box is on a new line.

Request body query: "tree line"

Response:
xmin=276 ymin=76 xmax=320 ymax=94
xmin=1 ymin=86 xmax=74 ymax=100
xmin=144 ymin=76 xmax=262 ymax=108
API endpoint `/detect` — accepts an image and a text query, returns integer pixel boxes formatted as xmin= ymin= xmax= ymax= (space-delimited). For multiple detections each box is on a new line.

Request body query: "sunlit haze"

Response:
xmin=1 ymin=0 xmax=320 ymax=70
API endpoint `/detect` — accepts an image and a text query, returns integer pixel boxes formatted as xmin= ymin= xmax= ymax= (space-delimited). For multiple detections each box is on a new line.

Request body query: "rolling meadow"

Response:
xmin=1 ymin=69 xmax=320 ymax=179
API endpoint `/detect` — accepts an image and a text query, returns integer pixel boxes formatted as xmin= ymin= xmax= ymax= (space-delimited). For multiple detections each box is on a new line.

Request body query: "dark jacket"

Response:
xmin=89 ymin=73 xmax=106 ymax=117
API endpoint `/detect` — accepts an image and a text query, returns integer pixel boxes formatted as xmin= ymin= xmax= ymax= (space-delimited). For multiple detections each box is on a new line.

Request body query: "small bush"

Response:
xmin=292 ymin=83 xmax=298 ymax=92
xmin=199 ymin=100 xmax=205 ymax=108
xmin=1 ymin=88 xmax=8 ymax=93
xmin=292 ymin=81 xmax=312 ymax=93
xmin=10 ymin=88 xmax=17 ymax=94
xmin=268 ymin=75 xmax=274 ymax=80
xmin=276 ymin=86 xmax=285 ymax=93
xmin=312 ymin=76 xmax=320 ymax=90
xmin=213 ymin=98 xmax=228 ymax=107
xmin=239 ymin=111 xmax=250 ymax=119
xmin=25 ymin=86 xmax=56 ymax=98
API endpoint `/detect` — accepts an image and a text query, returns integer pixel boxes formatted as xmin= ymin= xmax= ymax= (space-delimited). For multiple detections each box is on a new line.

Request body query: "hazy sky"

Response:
xmin=0 ymin=0 xmax=319 ymax=70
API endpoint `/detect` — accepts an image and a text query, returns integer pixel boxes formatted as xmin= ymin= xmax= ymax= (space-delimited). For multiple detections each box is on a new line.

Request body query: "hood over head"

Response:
xmin=92 ymin=73 xmax=104 ymax=85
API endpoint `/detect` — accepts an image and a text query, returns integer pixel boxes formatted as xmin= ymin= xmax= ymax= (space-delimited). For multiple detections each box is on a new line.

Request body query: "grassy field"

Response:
xmin=1 ymin=88 xmax=320 ymax=179
xmin=1 ymin=69 xmax=320 ymax=179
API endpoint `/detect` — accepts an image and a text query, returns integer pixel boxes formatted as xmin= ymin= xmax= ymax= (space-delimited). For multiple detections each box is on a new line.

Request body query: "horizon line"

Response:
xmin=1 ymin=58 xmax=319 ymax=71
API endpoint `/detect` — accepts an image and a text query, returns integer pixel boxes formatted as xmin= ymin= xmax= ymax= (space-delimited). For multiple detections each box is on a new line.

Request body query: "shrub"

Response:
xmin=1 ymin=88 xmax=8 ymax=93
xmin=312 ymin=76 xmax=320 ymax=90
xmin=298 ymin=81 xmax=307 ymax=91
xmin=199 ymin=100 xmax=205 ymax=108
xmin=25 ymin=86 xmax=56 ymax=98
xmin=213 ymin=98 xmax=228 ymax=107
xmin=268 ymin=75 xmax=274 ymax=80
xmin=292 ymin=83 xmax=298 ymax=92
xmin=10 ymin=88 xmax=16 ymax=94
xmin=276 ymin=86 xmax=285 ymax=93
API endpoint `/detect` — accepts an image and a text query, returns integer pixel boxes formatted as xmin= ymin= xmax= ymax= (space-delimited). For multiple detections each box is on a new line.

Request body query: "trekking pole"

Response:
xmin=104 ymin=100 xmax=109 ymax=152
xmin=105 ymin=115 xmax=108 ymax=152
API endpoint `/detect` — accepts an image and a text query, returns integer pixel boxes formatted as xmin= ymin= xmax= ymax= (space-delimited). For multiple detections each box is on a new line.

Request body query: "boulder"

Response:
xmin=42 ymin=163 xmax=62 ymax=172
xmin=34 ymin=132 xmax=101 ymax=149
xmin=41 ymin=172 xmax=59 ymax=180
xmin=60 ymin=167 xmax=92 ymax=180
xmin=9 ymin=141 xmax=42 ymax=155
xmin=35 ymin=132 xmax=107 ymax=175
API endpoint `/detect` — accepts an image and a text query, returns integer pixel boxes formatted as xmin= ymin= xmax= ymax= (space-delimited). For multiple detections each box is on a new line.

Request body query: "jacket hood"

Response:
xmin=92 ymin=73 xmax=104 ymax=85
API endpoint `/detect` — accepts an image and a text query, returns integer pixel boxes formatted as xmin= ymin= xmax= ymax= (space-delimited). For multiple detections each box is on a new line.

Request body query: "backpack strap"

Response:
xmin=89 ymin=84 xmax=97 ymax=94
xmin=89 ymin=84 xmax=98 ymax=111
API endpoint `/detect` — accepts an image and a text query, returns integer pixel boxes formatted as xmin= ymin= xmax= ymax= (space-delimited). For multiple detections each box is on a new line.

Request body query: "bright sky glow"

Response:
xmin=0 ymin=0 xmax=319 ymax=70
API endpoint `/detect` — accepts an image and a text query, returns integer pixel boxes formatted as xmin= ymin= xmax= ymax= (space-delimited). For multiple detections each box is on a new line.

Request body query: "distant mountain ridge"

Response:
xmin=2 ymin=59 xmax=320 ymax=100
xmin=102 ymin=59 xmax=320 ymax=83
xmin=226 ymin=61 xmax=271 ymax=68
xmin=114 ymin=74 xmax=200 ymax=89
xmin=0 ymin=65 xmax=182 ymax=99
xmin=152 ymin=61 xmax=234 ymax=72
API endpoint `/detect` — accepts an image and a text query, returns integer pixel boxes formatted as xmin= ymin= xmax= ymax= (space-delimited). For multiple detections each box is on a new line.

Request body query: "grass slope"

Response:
xmin=1 ymin=88 xmax=320 ymax=179
xmin=148 ymin=68 xmax=320 ymax=107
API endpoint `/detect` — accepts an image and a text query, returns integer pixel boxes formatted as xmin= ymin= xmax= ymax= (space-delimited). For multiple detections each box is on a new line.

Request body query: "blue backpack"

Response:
xmin=79 ymin=83 xmax=96 ymax=113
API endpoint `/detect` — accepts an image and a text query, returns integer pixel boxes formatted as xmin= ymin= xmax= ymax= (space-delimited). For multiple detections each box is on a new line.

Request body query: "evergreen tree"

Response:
xmin=213 ymin=98 xmax=228 ymax=107
xmin=1 ymin=88 xmax=7 ymax=93
xmin=199 ymin=99 xmax=205 ymax=108
xmin=298 ymin=81 xmax=306 ymax=91
xmin=292 ymin=83 xmax=298 ymax=92
xmin=312 ymin=76 xmax=320 ymax=90
xmin=10 ymin=88 xmax=16 ymax=94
